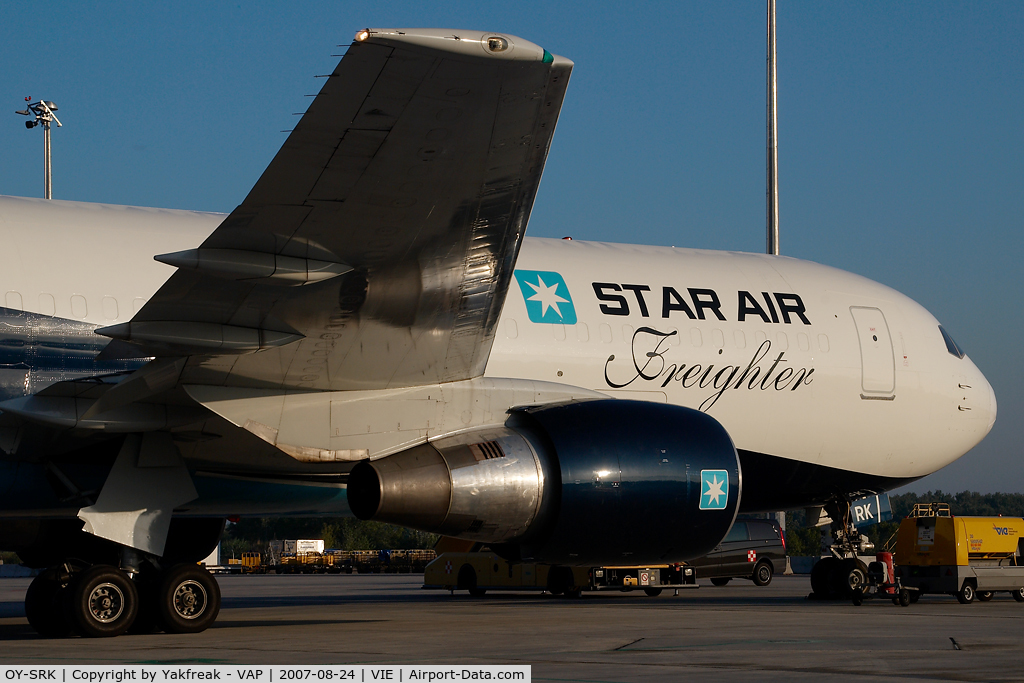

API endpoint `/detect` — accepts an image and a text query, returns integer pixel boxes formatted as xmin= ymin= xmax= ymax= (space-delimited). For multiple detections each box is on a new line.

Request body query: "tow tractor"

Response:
xmin=423 ymin=540 xmax=696 ymax=597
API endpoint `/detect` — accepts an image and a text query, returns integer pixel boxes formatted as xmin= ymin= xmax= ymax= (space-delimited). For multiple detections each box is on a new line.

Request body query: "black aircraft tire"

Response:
xmin=643 ymin=588 xmax=663 ymax=597
xmin=156 ymin=564 xmax=221 ymax=634
xmin=831 ymin=558 xmax=868 ymax=598
xmin=810 ymin=557 xmax=837 ymax=597
xmin=710 ymin=577 xmax=731 ymax=587
xmin=25 ymin=568 xmax=72 ymax=639
xmin=68 ymin=565 xmax=138 ymax=638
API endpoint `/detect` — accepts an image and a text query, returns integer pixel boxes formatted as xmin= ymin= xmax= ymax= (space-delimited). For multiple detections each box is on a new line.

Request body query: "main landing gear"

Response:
xmin=25 ymin=560 xmax=221 ymax=638
xmin=809 ymin=496 xmax=876 ymax=600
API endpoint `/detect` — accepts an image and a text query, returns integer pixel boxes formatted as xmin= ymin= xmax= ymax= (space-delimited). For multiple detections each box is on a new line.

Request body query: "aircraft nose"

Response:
xmin=963 ymin=360 xmax=997 ymax=441
xmin=981 ymin=371 xmax=997 ymax=434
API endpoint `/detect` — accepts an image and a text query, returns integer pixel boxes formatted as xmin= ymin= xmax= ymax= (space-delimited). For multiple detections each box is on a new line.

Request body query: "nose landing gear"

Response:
xmin=809 ymin=496 xmax=876 ymax=600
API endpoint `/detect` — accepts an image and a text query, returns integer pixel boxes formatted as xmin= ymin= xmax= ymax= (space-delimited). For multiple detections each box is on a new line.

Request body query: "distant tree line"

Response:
xmin=784 ymin=491 xmax=1024 ymax=557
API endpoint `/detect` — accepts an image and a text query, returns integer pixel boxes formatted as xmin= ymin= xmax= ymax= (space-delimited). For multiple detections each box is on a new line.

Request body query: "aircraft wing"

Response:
xmin=100 ymin=29 xmax=573 ymax=392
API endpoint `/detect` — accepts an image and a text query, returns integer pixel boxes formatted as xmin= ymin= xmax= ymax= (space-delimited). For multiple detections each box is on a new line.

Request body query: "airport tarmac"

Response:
xmin=1 ymin=574 xmax=1022 ymax=682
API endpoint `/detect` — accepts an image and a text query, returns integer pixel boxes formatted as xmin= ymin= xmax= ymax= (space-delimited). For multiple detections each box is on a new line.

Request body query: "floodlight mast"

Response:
xmin=15 ymin=99 xmax=62 ymax=199
xmin=766 ymin=0 xmax=780 ymax=256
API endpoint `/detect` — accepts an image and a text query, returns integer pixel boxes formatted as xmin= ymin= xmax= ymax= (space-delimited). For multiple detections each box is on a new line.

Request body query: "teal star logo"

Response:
xmin=514 ymin=270 xmax=577 ymax=324
xmin=699 ymin=470 xmax=729 ymax=510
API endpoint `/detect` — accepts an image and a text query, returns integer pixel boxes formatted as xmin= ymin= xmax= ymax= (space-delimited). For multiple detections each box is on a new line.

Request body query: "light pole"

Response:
xmin=766 ymin=0 xmax=779 ymax=256
xmin=16 ymin=98 xmax=62 ymax=199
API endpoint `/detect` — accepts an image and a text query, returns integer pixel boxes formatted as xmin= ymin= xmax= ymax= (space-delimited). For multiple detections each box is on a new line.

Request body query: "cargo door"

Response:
xmin=850 ymin=307 xmax=895 ymax=398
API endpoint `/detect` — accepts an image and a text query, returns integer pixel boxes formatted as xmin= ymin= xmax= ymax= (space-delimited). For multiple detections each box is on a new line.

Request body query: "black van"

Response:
xmin=689 ymin=519 xmax=786 ymax=586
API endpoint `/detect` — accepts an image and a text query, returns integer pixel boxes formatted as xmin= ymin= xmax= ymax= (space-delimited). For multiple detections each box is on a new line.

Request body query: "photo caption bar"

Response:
xmin=0 ymin=667 xmax=529 ymax=683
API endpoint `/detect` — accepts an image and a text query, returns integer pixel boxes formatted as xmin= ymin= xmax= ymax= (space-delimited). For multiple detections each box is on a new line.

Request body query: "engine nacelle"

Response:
xmin=347 ymin=399 xmax=741 ymax=565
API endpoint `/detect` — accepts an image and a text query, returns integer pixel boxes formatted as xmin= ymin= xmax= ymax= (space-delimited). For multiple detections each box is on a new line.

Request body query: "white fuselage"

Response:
xmin=0 ymin=195 xmax=996 ymax=482
xmin=491 ymin=238 xmax=995 ymax=480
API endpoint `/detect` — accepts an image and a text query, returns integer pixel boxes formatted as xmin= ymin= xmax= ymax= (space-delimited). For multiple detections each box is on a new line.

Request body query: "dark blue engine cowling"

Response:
xmin=512 ymin=399 xmax=741 ymax=566
xmin=346 ymin=398 xmax=741 ymax=567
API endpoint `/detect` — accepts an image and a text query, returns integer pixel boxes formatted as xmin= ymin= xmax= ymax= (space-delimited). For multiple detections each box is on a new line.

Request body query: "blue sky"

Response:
xmin=1 ymin=2 xmax=1021 ymax=493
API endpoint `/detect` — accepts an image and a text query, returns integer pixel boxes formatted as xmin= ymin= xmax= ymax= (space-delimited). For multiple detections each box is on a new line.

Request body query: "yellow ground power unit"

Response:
xmin=894 ymin=503 xmax=1024 ymax=603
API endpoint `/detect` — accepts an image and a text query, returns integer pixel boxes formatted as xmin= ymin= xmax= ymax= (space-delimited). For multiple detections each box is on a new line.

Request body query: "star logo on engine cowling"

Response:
xmin=699 ymin=469 xmax=729 ymax=510
xmin=704 ymin=475 xmax=726 ymax=505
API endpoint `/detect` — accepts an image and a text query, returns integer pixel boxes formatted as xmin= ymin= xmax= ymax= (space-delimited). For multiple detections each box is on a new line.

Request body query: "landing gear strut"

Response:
xmin=809 ymin=496 xmax=875 ymax=600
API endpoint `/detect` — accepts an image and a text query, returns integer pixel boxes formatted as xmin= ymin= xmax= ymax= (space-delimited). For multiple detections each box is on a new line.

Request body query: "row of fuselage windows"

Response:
xmin=3 ymin=292 xmax=146 ymax=321
xmin=502 ymin=318 xmax=830 ymax=353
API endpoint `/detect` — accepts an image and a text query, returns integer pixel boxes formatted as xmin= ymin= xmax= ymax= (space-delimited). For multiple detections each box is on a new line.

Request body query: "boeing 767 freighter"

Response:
xmin=0 ymin=28 xmax=994 ymax=637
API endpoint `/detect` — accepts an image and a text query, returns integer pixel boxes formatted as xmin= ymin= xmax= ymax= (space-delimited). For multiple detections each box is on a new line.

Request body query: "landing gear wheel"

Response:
xmin=852 ymin=589 xmax=863 ymax=606
xmin=810 ymin=557 xmax=837 ymax=598
xmin=710 ymin=577 xmax=731 ymax=587
xmin=69 ymin=565 xmax=138 ymax=637
xmin=909 ymin=590 xmax=920 ymax=603
xmin=156 ymin=564 xmax=221 ymax=633
xmin=956 ymin=583 xmax=975 ymax=604
xmin=898 ymin=588 xmax=911 ymax=607
xmin=977 ymin=591 xmax=994 ymax=602
xmin=563 ymin=587 xmax=582 ymax=599
xmin=25 ymin=567 xmax=72 ymax=638
xmin=831 ymin=558 xmax=868 ymax=598
xmin=752 ymin=561 xmax=773 ymax=587
xmin=1013 ymin=587 xmax=1024 ymax=603
xmin=643 ymin=588 xmax=663 ymax=597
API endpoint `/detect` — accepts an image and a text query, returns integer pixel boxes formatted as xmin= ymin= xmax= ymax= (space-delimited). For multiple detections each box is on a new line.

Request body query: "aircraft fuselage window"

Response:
xmin=71 ymin=295 xmax=88 ymax=319
xmin=576 ymin=322 xmax=589 ymax=342
xmin=5 ymin=291 xmax=22 ymax=311
xmin=938 ymin=325 xmax=965 ymax=359
xmin=818 ymin=334 xmax=830 ymax=352
xmin=39 ymin=293 xmax=55 ymax=316
xmin=102 ymin=296 xmax=118 ymax=320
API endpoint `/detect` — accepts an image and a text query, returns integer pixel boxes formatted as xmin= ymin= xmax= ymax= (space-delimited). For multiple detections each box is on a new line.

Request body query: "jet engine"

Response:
xmin=347 ymin=399 xmax=740 ymax=565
